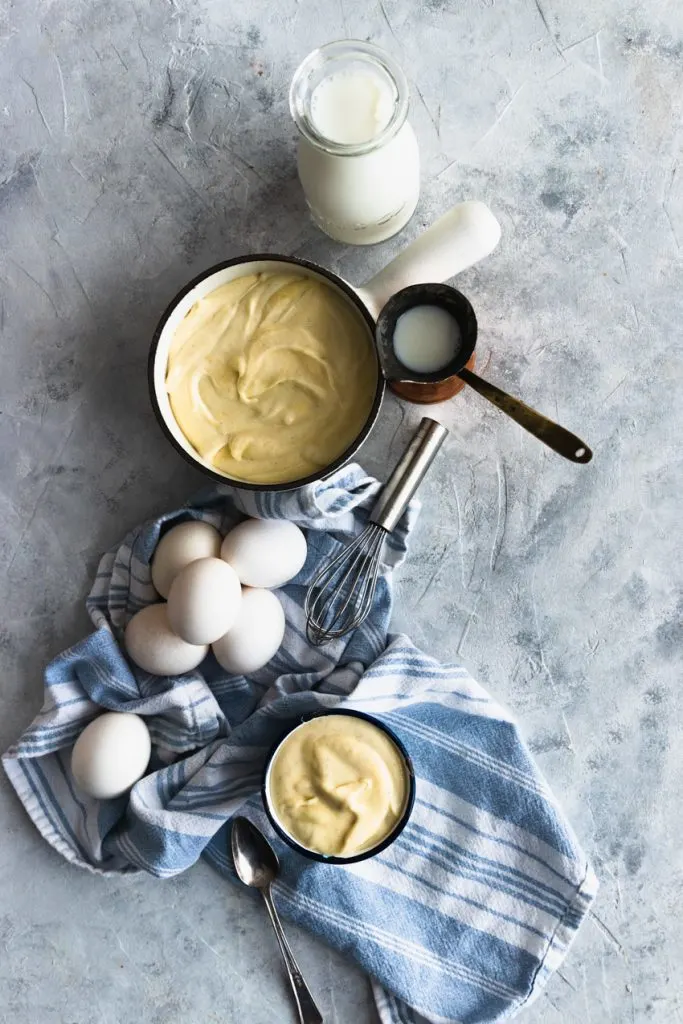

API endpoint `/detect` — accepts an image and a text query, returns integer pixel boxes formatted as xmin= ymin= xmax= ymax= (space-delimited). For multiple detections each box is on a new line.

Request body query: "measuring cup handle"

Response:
xmin=458 ymin=368 xmax=593 ymax=464
xmin=355 ymin=201 xmax=501 ymax=317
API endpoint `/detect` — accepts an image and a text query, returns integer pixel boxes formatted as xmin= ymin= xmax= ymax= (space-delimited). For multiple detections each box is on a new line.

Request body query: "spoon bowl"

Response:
xmin=232 ymin=815 xmax=279 ymax=890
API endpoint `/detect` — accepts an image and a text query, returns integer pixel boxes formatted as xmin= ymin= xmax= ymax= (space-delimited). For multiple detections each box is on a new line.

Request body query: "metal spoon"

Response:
xmin=231 ymin=816 xmax=324 ymax=1024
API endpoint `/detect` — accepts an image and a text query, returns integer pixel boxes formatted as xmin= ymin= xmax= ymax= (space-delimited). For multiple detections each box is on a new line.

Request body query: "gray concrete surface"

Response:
xmin=1 ymin=0 xmax=682 ymax=1021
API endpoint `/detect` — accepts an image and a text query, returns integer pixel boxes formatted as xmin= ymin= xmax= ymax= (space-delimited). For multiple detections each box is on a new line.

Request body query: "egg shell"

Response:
xmin=125 ymin=603 xmax=208 ymax=676
xmin=167 ymin=556 xmax=242 ymax=645
xmin=151 ymin=520 xmax=221 ymax=598
xmin=212 ymin=588 xmax=285 ymax=675
xmin=71 ymin=712 xmax=151 ymax=800
xmin=220 ymin=518 xmax=307 ymax=589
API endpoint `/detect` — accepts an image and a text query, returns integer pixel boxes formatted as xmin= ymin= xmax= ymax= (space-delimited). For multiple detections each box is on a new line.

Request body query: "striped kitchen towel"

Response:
xmin=3 ymin=463 xmax=597 ymax=1024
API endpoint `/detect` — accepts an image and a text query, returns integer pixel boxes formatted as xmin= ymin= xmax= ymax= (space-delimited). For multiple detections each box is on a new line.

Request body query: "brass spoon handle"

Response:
xmin=458 ymin=367 xmax=592 ymax=464
xmin=261 ymin=884 xmax=324 ymax=1024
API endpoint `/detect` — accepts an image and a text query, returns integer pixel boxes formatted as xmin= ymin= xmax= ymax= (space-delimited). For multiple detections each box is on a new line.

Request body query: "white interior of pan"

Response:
xmin=151 ymin=259 xmax=376 ymax=480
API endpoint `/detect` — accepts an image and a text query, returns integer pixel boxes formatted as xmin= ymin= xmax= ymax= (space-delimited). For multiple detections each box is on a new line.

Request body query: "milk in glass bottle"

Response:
xmin=290 ymin=41 xmax=420 ymax=245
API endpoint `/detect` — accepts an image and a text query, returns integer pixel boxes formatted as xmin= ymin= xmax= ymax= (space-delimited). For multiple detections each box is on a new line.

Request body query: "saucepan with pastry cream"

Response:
xmin=149 ymin=201 xmax=500 ymax=490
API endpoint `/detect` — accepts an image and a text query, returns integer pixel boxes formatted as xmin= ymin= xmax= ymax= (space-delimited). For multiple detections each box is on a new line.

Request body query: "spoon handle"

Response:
xmin=261 ymin=885 xmax=324 ymax=1024
xmin=458 ymin=367 xmax=593 ymax=464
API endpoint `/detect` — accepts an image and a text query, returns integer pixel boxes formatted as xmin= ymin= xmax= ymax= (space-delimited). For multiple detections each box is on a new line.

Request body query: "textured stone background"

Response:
xmin=1 ymin=0 xmax=682 ymax=1021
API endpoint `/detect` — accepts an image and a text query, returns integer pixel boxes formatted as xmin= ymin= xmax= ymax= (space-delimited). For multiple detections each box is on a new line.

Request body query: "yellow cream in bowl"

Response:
xmin=165 ymin=272 xmax=378 ymax=485
xmin=267 ymin=714 xmax=410 ymax=857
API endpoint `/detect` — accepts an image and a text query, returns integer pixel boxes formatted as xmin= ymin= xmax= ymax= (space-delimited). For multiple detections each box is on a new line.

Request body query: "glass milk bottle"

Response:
xmin=289 ymin=40 xmax=420 ymax=245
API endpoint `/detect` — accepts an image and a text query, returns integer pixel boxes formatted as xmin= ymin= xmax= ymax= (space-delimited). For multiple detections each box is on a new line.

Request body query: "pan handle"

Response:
xmin=458 ymin=367 xmax=593 ymax=464
xmin=354 ymin=201 xmax=501 ymax=318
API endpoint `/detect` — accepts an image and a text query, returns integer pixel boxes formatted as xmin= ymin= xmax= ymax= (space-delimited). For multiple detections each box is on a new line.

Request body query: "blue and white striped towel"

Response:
xmin=3 ymin=463 xmax=597 ymax=1024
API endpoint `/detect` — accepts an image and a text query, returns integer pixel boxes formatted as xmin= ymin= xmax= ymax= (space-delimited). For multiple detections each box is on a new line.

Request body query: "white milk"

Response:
xmin=291 ymin=42 xmax=420 ymax=245
xmin=310 ymin=69 xmax=395 ymax=145
xmin=393 ymin=305 xmax=462 ymax=374
xmin=296 ymin=127 xmax=420 ymax=245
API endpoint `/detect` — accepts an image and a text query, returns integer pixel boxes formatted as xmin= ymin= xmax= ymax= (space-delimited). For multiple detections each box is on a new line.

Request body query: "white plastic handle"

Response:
xmin=354 ymin=200 xmax=501 ymax=318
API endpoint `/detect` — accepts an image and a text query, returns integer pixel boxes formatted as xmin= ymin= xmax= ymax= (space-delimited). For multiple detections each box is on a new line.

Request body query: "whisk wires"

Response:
xmin=305 ymin=522 xmax=387 ymax=645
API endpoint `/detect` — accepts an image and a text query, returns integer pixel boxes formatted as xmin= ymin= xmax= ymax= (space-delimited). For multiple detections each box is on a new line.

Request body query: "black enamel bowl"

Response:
xmin=148 ymin=255 xmax=384 ymax=492
xmin=261 ymin=709 xmax=415 ymax=864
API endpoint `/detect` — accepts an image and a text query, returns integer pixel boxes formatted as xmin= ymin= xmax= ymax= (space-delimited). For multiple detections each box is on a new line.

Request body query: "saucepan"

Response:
xmin=148 ymin=200 xmax=501 ymax=490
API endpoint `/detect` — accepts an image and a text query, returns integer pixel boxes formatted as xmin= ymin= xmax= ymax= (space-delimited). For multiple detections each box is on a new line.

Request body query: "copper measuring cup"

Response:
xmin=375 ymin=283 xmax=592 ymax=465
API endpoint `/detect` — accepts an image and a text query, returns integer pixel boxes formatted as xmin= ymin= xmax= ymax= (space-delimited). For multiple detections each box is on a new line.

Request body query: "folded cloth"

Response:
xmin=3 ymin=463 xmax=597 ymax=1024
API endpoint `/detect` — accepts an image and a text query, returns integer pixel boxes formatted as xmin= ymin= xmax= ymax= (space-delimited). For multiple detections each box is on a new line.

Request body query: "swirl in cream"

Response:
xmin=165 ymin=272 xmax=378 ymax=484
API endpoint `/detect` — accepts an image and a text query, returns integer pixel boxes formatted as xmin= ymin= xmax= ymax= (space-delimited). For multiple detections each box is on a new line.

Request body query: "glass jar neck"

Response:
xmin=289 ymin=39 xmax=410 ymax=157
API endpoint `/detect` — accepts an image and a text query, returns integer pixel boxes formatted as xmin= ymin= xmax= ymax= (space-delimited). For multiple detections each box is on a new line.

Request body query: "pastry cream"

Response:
xmin=165 ymin=272 xmax=378 ymax=485
xmin=267 ymin=714 xmax=409 ymax=857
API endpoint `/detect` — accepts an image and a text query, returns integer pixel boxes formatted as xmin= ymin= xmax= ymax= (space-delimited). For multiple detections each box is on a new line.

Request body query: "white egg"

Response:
xmin=212 ymin=588 xmax=285 ymax=675
xmin=167 ymin=556 xmax=242 ymax=645
xmin=125 ymin=603 xmax=208 ymax=675
xmin=71 ymin=712 xmax=152 ymax=800
xmin=151 ymin=520 xmax=222 ymax=599
xmin=220 ymin=518 xmax=307 ymax=589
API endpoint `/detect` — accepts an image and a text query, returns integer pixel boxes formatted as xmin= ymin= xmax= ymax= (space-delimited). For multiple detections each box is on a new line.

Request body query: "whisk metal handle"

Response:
xmin=370 ymin=418 xmax=449 ymax=532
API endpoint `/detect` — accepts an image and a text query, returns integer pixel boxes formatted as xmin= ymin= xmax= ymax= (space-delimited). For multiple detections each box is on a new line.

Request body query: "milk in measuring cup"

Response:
xmin=393 ymin=305 xmax=462 ymax=374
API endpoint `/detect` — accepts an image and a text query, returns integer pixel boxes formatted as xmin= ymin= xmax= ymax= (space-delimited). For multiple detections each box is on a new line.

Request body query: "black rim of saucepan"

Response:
xmin=148 ymin=254 xmax=386 ymax=492
xmin=261 ymin=708 xmax=416 ymax=865
xmin=375 ymin=282 xmax=478 ymax=384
